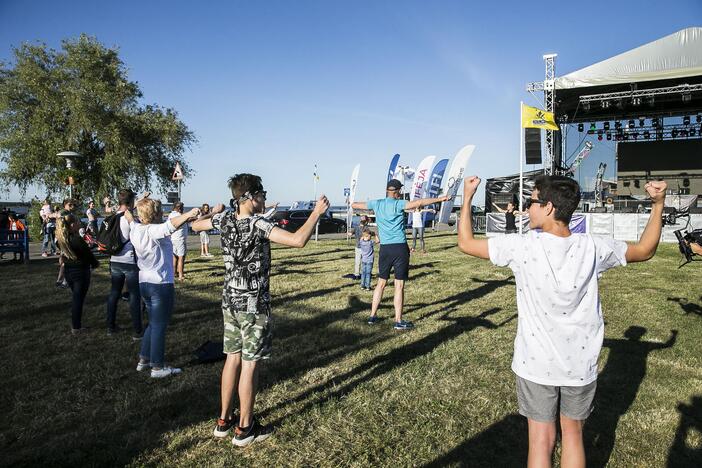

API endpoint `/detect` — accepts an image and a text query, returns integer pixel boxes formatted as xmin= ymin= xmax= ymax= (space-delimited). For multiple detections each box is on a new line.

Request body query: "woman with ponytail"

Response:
xmin=56 ymin=214 xmax=99 ymax=334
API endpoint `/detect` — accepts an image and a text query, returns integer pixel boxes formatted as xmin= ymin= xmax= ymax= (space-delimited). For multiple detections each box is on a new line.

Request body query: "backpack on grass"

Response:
xmin=97 ymin=212 xmax=125 ymax=255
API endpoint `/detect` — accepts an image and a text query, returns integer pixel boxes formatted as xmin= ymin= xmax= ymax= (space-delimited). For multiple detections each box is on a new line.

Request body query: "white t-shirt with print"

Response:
xmin=488 ymin=231 xmax=627 ymax=387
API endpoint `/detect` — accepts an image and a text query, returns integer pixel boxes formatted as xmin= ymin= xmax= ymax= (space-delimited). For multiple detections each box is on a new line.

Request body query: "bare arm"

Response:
xmin=191 ymin=204 xmax=224 ymax=232
xmin=625 ymin=181 xmax=666 ymax=263
xmin=491 ymin=202 xmax=506 ymax=213
xmin=269 ymin=195 xmax=330 ymax=248
xmin=169 ymin=208 xmax=201 ymax=231
xmin=457 ymin=176 xmax=490 ymax=259
xmin=691 ymin=242 xmax=702 ymax=256
xmin=405 ymin=195 xmax=450 ymax=211
xmin=351 ymin=202 xmax=368 ymax=210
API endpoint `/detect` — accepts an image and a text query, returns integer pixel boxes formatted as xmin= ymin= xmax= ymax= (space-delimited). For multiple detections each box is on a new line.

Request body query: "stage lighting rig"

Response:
xmin=603 ymin=121 xmax=610 ymax=130
xmin=683 ymin=115 xmax=691 ymax=125
xmin=578 ymin=123 xmax=584 ymax=132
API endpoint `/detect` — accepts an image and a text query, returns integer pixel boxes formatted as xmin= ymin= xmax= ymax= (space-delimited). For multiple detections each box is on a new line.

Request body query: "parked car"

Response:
xmin=270 ymin=210 xmax=347 ymax=234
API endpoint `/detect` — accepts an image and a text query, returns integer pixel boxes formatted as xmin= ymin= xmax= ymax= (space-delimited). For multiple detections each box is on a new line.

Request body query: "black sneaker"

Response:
xmin=213 ymin=417 xmax=236 ymax=438
xmin=121 ymin=292 xmax=130 ymax=302
xmin=232 ymin=419 xmax=273 ymax=447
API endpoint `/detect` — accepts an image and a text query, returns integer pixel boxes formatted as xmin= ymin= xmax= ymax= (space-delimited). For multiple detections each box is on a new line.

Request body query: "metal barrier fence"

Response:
xmin=472 ymin=215 xmax=486 ymax=233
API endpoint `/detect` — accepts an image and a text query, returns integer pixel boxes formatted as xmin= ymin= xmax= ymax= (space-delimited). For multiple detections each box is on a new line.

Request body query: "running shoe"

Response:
xmin=150 ymin=366 xmax=182 ymax=378
xmin=367 ymin=315 xmax=379 ymax=324
xmin=213 ymin=417 xmax=236 ymax=438
xmin=393 ymin=320 xmax=414 ymax=330
xmin=232 ymin=419 xmax=273 ymax=447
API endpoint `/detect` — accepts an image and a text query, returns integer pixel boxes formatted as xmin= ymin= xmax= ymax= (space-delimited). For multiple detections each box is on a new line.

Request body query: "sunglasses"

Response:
xmin=254 ymin=190 xmax=267 ymax=199
xmin=524 ymin=198 xmax=550 ymax=209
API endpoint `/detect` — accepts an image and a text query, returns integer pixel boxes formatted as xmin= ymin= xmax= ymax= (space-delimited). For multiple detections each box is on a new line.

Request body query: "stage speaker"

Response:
xmin=525 ymin=128 xmax=542 ymax=165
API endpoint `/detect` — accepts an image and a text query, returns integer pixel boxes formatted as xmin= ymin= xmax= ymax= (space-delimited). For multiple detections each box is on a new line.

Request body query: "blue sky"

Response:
xmin=1 ymin=0 xmax=699 ymax=206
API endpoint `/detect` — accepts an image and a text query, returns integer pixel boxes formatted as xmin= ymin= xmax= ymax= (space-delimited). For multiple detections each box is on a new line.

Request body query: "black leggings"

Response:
xmin=65 ymin=266 xmax=91 ymax=329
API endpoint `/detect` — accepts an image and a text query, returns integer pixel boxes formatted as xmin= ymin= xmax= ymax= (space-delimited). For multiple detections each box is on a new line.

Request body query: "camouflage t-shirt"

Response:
xmin=212 ymin=211 xmax=275 ymax=313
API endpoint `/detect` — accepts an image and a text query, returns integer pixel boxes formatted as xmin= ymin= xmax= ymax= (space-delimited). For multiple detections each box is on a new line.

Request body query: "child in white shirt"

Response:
xmin=456 ymin=174 xmax=667 ymax=467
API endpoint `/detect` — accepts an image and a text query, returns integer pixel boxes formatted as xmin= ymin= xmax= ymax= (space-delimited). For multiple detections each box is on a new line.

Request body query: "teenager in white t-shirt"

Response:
xmin=456 ymin=174 xmax=667 ymax=468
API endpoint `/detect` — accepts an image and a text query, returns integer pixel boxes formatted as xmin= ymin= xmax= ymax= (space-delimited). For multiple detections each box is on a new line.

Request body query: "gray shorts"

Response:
xmin=516 ymin=375 xmax=597 ymax=422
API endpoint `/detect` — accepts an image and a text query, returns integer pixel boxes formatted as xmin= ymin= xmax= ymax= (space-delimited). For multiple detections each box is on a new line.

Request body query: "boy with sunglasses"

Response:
xmin=192 ymin=173 xmax=329 ymax=448
xmin=456 ymin=174 xmax=666 ymax=467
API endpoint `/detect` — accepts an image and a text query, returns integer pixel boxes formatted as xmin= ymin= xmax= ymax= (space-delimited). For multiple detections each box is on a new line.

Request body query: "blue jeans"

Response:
xmin=360 ymin=262 xmax=373 ymax=288
xmin=42 ymin=226 xmax=56 ymax=254
xmin=139 ymin=282 xmax=174 ymax=368
xmin=65 ymin=265 xmax=91 ymax=329
xmin=106 ymin=262 xmax=143 ymax=333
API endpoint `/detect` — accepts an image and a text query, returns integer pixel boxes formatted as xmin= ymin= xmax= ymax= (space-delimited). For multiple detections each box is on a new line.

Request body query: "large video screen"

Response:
xmin=617 ymin=139 xmax=702 ymax=172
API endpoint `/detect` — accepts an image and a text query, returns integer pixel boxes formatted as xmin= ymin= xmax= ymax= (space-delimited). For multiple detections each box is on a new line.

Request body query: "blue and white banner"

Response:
xmin=387 ymin=154 xmax=400 ymax=183
xmin=423 ymin=158 xmax=449 ymax=224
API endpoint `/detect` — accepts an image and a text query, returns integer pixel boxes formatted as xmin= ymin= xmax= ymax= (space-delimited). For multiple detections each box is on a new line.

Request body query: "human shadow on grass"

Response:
xmin=667 ymin=395 xmax=702 ymax=467
xmin=584 ymin=326 xmax=677 ymax=468
xmin=667 ymin=296 xmax=702 ymax=317
xmin=408 ymin=276 xmax=514 ymax=319
xmin=421 ymin=413 xmax=528 ymax=467
xmin=262 ymin=308 xmax=516 ymax=426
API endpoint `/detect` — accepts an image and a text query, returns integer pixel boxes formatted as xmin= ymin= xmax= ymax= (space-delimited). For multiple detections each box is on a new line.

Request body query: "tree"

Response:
xmin=0 ymin=35 xmax=195 ymax=200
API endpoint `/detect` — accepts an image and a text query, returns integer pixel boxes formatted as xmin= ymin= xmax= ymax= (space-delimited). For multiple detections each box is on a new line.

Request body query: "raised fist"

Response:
xmin=644 ymin=180 xmax=666 ymax=204
xmin=314 ymin=195 xmax=330 ymax=215
xmin=463 ymin=176 xmax=481 ymax=198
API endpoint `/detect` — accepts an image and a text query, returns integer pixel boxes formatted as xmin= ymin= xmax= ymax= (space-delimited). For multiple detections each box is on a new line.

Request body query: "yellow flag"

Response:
xmin=521 ymin=103 xmax=559 ymax=131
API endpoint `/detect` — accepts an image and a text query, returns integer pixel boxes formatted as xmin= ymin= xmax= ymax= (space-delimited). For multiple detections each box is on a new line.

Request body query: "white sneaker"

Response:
xmin=150 ymin=366 xmax=183 ymax=378
xmin=136 ymin=361 xmax=150 ymax=372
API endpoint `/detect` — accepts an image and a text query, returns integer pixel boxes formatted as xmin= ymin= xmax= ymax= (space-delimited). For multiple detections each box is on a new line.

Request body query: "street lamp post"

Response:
xmin=58 ymin=151 xmax=82 ymax=199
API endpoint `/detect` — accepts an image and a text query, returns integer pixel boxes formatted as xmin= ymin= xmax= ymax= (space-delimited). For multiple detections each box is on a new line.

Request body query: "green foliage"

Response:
xmin=26 ymin=198 xmax=43 ymax=239
xmin=0 ymin=35 xmax=195 ymax=201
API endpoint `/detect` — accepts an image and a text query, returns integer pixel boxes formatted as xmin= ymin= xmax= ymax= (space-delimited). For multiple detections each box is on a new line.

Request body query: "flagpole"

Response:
xmin=519 ymin=102 xmax=524 ymax=235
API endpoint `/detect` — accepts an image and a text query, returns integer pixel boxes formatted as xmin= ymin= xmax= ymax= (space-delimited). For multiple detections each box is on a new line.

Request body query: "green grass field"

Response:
xmin=1 ymin=232 xmax=701 ymax=467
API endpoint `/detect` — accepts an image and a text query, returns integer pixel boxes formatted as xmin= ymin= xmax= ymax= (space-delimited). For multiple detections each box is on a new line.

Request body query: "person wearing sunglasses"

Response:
xmin=457 ymin=174 xmax=666 ymax=468
xmin=191 ymin=173 xmax=330 ymax=447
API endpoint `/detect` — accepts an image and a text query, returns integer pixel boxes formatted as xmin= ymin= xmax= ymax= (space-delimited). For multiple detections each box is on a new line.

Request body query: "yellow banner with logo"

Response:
xmin=521 ymin=103 xmax=559 ymax=131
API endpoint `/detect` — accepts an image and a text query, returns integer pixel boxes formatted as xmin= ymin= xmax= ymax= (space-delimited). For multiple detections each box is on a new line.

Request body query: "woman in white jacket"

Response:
xmin=125 ymin=198 xmax=199 ymax=378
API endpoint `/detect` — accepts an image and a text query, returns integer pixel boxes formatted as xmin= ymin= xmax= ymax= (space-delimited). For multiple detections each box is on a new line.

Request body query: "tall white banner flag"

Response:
xmin=410 ymin=156 xmax=436 ymax=201
xmin=347 ymin=164 xmax=360 ymax=227
xmin=438 ymin=145 xmax=475 ymax=224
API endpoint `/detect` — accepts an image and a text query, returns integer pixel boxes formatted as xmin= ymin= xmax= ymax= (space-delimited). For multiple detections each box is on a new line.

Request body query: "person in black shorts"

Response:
xmin=352 ymin=179 xmax=449 ymax=330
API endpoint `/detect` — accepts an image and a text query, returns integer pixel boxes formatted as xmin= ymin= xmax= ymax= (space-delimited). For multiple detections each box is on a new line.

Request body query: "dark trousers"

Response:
xmin=106 ymin=262 xmax=143 ymax=333
xmin=65 ymin=265 xmax=91 ymax=329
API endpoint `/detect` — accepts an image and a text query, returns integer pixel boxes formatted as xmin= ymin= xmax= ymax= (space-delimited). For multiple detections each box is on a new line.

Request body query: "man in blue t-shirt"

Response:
xmin=352 ymin=179 xmax=450 ymax=330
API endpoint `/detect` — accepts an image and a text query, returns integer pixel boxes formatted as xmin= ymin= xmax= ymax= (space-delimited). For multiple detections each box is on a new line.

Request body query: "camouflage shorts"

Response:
xmin=222 ymin=305 xmax=272 ymax=361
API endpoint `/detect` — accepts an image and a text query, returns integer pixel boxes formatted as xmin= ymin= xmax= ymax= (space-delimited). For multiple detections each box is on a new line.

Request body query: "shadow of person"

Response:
xmin=667 ymin=296 xmax=702 ymax=317
xmin=585 ymin=326 xmax=678 ymax=467
xmin=667 ymin=395 xmax=702 ymax=467
xmin=262 ymin=307 xmax=515 ymax=425
xmin=412 ymin=276 xmax=514 ymax=320
xmin=421 ymin=414 xmax=528 ymax=468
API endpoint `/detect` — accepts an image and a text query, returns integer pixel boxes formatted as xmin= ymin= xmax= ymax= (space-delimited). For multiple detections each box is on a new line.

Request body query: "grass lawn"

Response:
xmin=1 ymin=232 xmax=701 ymax=467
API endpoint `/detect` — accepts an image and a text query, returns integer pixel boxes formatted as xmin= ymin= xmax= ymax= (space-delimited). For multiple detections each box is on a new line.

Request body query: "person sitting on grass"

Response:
xmin=191 ymin=173 xmax=330 ymax=448
xmin=55 ymin=213 xmax=99 ymax=335
xmin=359 ymin=228 xmax=376 ymax=290
xmin=351 ymin=179 xmax=450 ymax=330
xmin=124 ymin=198 xmax=200 ymax=379
xmin=456 ymin=174 xmax=667 ymax=468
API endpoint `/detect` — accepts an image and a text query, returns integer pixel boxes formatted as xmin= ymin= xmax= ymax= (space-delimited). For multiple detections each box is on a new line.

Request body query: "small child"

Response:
xmin=199 ymin=203 xmax=212 ymax=257
xmin=359 ymin=228 xmax=374 ymax=290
